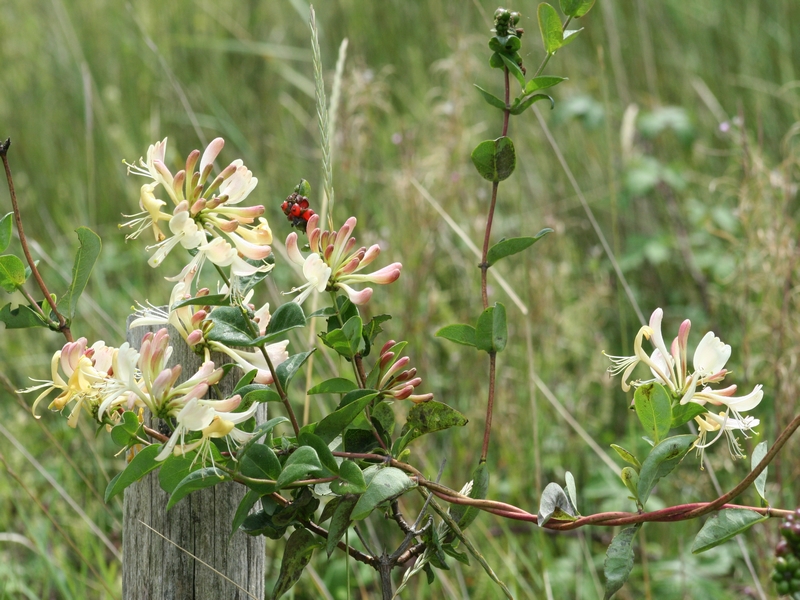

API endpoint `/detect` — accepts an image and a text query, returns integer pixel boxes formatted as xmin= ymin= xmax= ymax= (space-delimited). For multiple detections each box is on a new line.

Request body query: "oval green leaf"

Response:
xmin=537 ymin=2 xmax=563 ymax=54
xmin=104 ymin=444 xmax=162 ymax=502
xmin=751 ymin=441 xmax=768 ymax=505
xmin=538 ymin=482 xmax=577 ymax=527
xmin=308 ymin=377 xmax=358 ymax=395
xmin=271 ymin=528 xmax=319 ymax=599
xmin=633 ymin=383 xmax=672 ymax=445
xmin=61 ymin=227 xmax=101 ymax=319
xmin=275 ymin=445 xmax=324 ymax=489
xmin=636 ymin=434 xmax=696 ymax=505
xmin=166 ymin=467 xmax=227 ymax=510
xmin=486 ymin=230 xmax=553 ymax=266
xmin=691 ymin=509 xmax=768 ymax=554
xmin=351 ymin=467 xmax=415 ymax=521
xmin=435 ymin=323 xmax=476 ymax=347
xmin=276 ymin=350 xmax=315 ymax=391
xmin=560 ymin=0 xmax=596 ymax=17
xmin=470 ymin=136 xmax=516 ymax=183
xmin=0 ymin=254 xmax=26 ymax=292
xmin=474 ymin=84 xmax=507 ymax=110
xmin=603 ymin=524 xmax=641 ymax=599
xmin=475 ymin=302 xmax=507 ymax=354
xmin=0 ymin=213 xmax=12 ymax=253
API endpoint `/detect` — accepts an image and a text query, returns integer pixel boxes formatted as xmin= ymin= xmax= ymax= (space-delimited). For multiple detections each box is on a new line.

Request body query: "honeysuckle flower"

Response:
xmin=123 ymin=137 xmax=272 ymax=285
xmin=285 ymin=214 xmax=401 ymax=305
xmin=23 ymin=338 xmax=126 ymax=428
xmin=209 ymin=339 xmax=290 ymax=385
xmin=606 ymin=308 xmax=764 ymax=460
xmin=374 ymin=340 xmax=433 ymax=403
xmin=693 ymin=411 xmax=760 ymax=466
xmin=154 ymin=394 xmax=258 ymax=462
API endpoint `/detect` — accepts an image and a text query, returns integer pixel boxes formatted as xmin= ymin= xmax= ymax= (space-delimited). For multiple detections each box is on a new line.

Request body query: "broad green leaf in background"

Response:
xmin=691 ymin=509 xmax=768 ymax=554
xmin=61 ymin=227 xmax=101 ymax=320
xmin=276 ymin=350 xmax=314 ymax=390
xmin=560 ymin=0 xmax=596 ymax=18
xmin=351 ymin=467 xmax=415 ymax=520
xmin=435 ymin=324 xmax=476 ymax=347
xmin=537 ymin=2 xmax=563 ymax=54
xmin=393 ymin=400 xmax=469 ymax=455
xmin=307 ymin=377 xmax=358 ymax=395
xmin=603 ymin=524 xmax=641 ymax=599
xmin=565 ymin=471 xmax=578 ymax=513
xmin=271 ymin=528 xmax=319 ymax=599
xmin=751 ymin=441 xmax=769 ymax=505
xmin=637 ymin=434 xmax=695 ymax=505
xmin=104 ymin=445 xmax=162 ymax=502
xmin=0 ymin=212 xmax=12 ymax=252
xmin=275 ymin=446 xmax=324 ymax=489
xmin=475 ymin=303 xmax=507 ymax=353
xmin=241 ymin=444 xmax=282 ymax=491
xmin=537 ymin=482 xmax=578 ymax=527
xmin=326 ymin=495 xmax=359 ymax=558
xmin=0 ymin=302 xmax=47 ymax=328
xmin=0 ymin=254 xmax=25 ymax=292
xmin=167 ymin=467 xmax=227 ymax=510
xmin=486 ymin=230 xmax=553 ymax=266
xmin=633 ymin=383 xmax=672 ymax=444
xmin=471 ymin=137 xmax=516 ymax=182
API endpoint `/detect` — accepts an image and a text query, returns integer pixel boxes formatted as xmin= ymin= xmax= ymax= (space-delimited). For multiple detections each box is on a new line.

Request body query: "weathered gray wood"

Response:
xmin=123 ymin=317 xmax=265 ymax=600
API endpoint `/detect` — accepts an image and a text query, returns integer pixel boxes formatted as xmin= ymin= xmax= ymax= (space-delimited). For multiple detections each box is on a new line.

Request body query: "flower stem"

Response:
xmin=0 ymin=139 xmax=72 ymax=341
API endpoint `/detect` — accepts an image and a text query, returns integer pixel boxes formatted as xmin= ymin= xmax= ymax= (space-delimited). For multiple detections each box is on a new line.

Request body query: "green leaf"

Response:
xmin=230 ymin=489 xmax=261 ymax=538
xmin=486 ymin=230 xmax=553 ymax=266
xmin=565 ymin=471 xmax=578 ymax=513
xmin=669 ymin=401 xmax=706 ymax=429
xmin=60 ymin=227 xmax=101 ymax=320
xmin=603 ymin=524 xmax=641 ymax=599
xmin=158 ymin=453 xmax=199 ymax=494
xmin=326 ymin=495 xmax=359 ymax=558
xmin=509 ymin=93 xmax=554 ymax=115
xmin=271 ymin=528 xmax=319 ymax=599
xmin=331 ymin=460 xmax=367 ymax=495
xmin=448 ymin=463 xmax=489 ymax=533
xmin=524 ymin=76 xmax=567 ymax=94
xmin=610 ymin=444 xmax=641 ymax=470
xmin=633 ymin=383 xmax=672 ymax=445
xmin=0 ymin=302 xmax=47 ymax=328
xmin=0 ymin=213 xmax=12 ymax=253
xmin=235 ymin=416 xmax=290 ymax=462
xmin=751 ymin=441 xmax=769 ymax=505
xmin=276 ymin=350 xmax=314 ymax=391
xmin=206 ymin=306 xmax=256 ymax=346
xmin=351 ymin=467 xmax=415 ymax=520
xmin=242 ymin=388 xmax=282 ymax=405
xmin=537 ymin=2 xmax=563 ymax=54
xmin=620 ymin=467 xmax=640 ymax=502
xmin=275 ymin=446 xmax=324 ymax=489
xmin=172 ymin=293 xmax=229 ymax=309
xmin=314 ymin=390 xmax=379 ymax=443
xmin=636 ymin=434 xmax=696 ymax=505
xmin=308 ymin=377 xmax=358 ymax=395
xmin=298 ymin=432 xmax=339 ymax=475
xmin=560 ymin=0 xmax=595 ymax=17
xmin=499 ymin=54 xmax=526 ymax=89
xmin=561 ymin=28 xmax=584 ymax=47
xmin=104 ymin=445 xmax=162 ymax=502
xmin=475 ymin=303 xmax=507 ymax=353
xmin=435 ymin=324 xmax=476 ymax=347
xmin=394 ymin=400 xmax=469 ymax=455
xmin=248 ymin=301 xmax=306 ymax=346
xmin=537 ymin=482 xmax=578 ymax=527
xmin=474 ymin=84 xmax=508 ymax=110
xmin=0 ymin=255 xmax=26 ymax=292
xmin=371 ymin=401 xmax=395 ymax=438
xmin=241 ymin=444 xmax=281 ymax=491
xmin=470 ymin=137 xmax=516 ymax=183
xmin=691 ymin=509 xmax=768 ymax=554
xmin=109 ymin=411 xmax=144 ymax=448
xmin=167 ymin=467 xmax=227 ymax=510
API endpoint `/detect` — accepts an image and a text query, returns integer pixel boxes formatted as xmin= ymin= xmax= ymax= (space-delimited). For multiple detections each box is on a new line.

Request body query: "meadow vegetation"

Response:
xmin=0 ymin=0 xmax=799 ymax=597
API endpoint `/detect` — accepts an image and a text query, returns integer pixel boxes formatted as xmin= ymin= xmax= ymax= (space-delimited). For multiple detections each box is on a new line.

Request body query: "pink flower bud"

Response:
xmin=199 ymin=138 xmax=225 ymax=177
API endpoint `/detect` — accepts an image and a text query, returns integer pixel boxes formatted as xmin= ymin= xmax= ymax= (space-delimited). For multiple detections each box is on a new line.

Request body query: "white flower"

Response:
xmin=694 ymin=411 xmax=760 ymax=466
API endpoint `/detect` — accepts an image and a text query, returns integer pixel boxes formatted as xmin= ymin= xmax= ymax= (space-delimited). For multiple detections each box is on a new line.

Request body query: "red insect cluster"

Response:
xmin=281 ymin=192 xmax=315 ymax=234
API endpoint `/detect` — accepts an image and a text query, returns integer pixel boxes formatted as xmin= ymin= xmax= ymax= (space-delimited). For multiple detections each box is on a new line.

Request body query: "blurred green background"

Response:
xmin=1 ymin=0 xmax=799 ymax=597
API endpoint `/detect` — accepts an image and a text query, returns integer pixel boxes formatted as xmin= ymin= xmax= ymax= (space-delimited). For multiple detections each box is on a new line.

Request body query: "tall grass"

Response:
xmin=0 ymin=0 xmax=798 ymax=597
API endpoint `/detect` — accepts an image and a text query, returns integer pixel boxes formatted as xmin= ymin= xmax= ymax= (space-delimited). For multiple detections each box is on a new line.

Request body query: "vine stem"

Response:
xmin=0 ymin=139 xmax=72 ymax=342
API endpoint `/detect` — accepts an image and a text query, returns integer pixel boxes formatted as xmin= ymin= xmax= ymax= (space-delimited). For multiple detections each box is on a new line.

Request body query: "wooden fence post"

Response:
xmin=122 ymin=318 xmax=265 ymax=600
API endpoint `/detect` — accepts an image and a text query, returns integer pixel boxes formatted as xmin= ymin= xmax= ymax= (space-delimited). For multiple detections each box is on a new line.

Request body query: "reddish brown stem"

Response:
xmin=0 ymin=139 xmax=72 ymax=341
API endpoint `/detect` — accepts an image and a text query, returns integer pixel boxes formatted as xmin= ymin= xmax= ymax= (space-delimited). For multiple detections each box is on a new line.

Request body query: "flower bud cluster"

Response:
xmin=773 ymin=509 xmax=800 ymax=596
xmin=123 ymin=137 xmax=272 ymax=284
xmin=375 ymin=340 xmax=433 ymax=404
xmin=286 ymin=214 xmax=401 ymax=305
